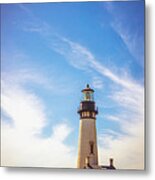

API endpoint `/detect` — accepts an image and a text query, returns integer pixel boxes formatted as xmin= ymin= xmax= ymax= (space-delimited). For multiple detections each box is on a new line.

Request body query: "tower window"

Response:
xmin=86 ymin=111 xmax=90 ymax=117
xmin=92 ymin=112 xmax=95 ymax=118
xmin=81 ymin=112 xmax=91 ymax=118
xmin=89 ymin=141 xmax=94 ymax=154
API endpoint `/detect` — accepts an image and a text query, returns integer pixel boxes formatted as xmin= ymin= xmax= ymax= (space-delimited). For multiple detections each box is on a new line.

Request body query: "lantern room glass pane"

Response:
xmin=83 ymin=91 xmax=94 ymax=101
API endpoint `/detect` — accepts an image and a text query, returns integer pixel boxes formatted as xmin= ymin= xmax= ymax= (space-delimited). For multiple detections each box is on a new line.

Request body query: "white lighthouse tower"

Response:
xmin=77 ymin=84 xmax=98 ymax=169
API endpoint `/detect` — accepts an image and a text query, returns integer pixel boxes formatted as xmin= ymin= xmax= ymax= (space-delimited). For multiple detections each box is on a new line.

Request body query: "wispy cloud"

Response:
xmin=104 ymin=1 xmax=144 ymax=67
xmin=18 ymin=4 xmax=143 ymax=90
xmin=104 ymin=115 xmax=121 ymax=122
xmin=112 ymin=21 xmax=144 ymax=67
xmin=50 ymin=37 xmax=143 ymax=91
xmin=92 ymin=76 xmax=104 ymax=89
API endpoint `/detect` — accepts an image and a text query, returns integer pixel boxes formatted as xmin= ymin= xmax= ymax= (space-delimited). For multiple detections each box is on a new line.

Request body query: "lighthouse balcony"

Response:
xmin=77 ymin=106 xmax=98 ymax=113
xmin=77 ymin=106 xmax=98 ymax=115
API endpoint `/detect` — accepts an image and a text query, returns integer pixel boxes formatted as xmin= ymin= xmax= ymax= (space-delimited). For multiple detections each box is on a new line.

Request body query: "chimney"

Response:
xmin=109 ymin=158 xmax=114 ymax=167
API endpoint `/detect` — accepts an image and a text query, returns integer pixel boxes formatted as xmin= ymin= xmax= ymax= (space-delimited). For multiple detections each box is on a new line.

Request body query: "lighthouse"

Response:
xmin=77 ymin=84 xmax=98 ymax=168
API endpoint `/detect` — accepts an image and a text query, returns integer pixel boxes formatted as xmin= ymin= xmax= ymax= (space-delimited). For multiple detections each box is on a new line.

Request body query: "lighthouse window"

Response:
xmin=89 ymin=142 xmax=94 ymax=154
xmin=92 ymin=112 xmax=95 ymax=118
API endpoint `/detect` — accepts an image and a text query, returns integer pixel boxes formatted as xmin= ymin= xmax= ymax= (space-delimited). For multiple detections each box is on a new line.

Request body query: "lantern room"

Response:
xmin=82 ymin=84 xmax=94 ymax=101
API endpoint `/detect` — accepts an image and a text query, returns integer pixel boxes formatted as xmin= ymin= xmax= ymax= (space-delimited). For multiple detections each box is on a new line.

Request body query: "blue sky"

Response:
xmin=1 ymin=1 xmax=144 ymax=169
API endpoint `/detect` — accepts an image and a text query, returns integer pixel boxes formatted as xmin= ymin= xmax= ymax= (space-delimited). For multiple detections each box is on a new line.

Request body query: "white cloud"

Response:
xmin=98 ymin=83 xmax=144 ymax=169
xmin=52 ymin=123 xmax=73 ymax=142
xmin=1 ymin=122 xmax=76 ymax=167
xmin=98 ymin=121 xmax=144 ymax=169
xmin=1 ymin=71 xmax=76 ymax=168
